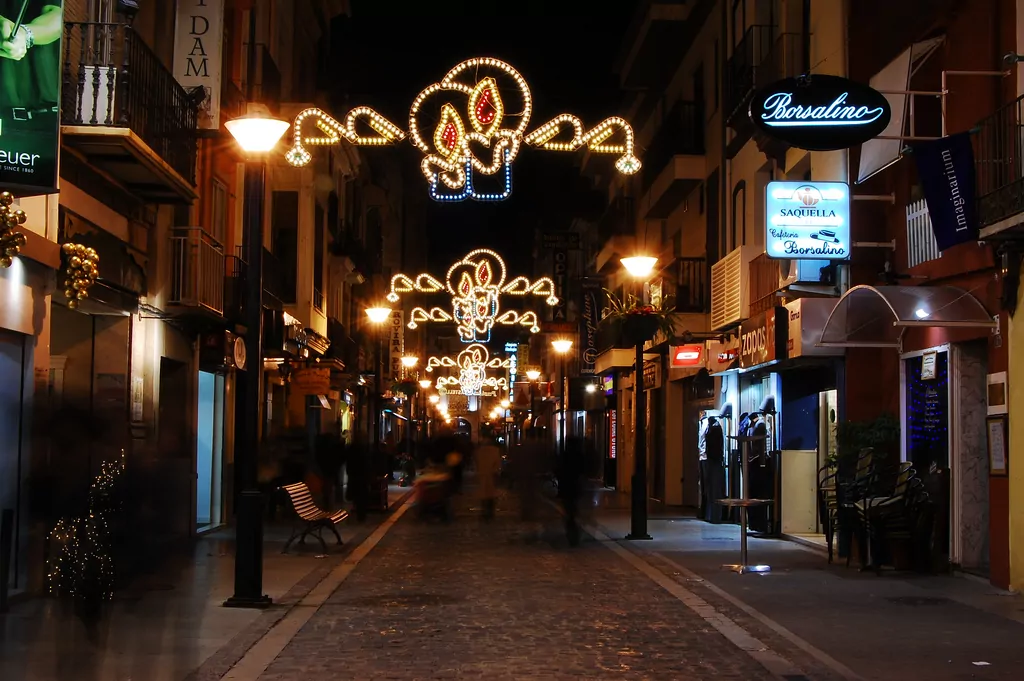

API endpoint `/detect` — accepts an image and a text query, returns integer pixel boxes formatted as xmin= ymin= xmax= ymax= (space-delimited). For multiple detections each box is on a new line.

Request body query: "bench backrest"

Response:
xmin=282 ymin=482 xmax=325 ymax=521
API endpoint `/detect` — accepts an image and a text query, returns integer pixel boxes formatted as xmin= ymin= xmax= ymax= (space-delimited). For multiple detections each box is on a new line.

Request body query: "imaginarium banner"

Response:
xmin=0 ymin=0 xmax=64 ymax=195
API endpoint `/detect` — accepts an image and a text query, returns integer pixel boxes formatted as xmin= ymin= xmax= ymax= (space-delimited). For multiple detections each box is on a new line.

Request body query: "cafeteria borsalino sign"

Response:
xmin=765 ymin=180 xmax=850 ymax=260
xmin=739 ymin=307 xmax=788 ymax=370
xmin=749 ymin=74 xmax=891 ymax=151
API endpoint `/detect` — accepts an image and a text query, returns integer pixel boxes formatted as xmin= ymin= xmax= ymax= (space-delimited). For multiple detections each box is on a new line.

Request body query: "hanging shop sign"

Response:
xmin=292 ymin=367 xmax=331 ymax=396
xmin=910 ymin=132 xmax=978 ymax=250
xmin=579 ymin=287 xmax=599 ymax=374
xmin=765 ymin=181 xmax=850 ymax=260
xmin=388 ymin=308 xmax=404 ymax=379
xmin=285 ymin=57 xmax=640 ymax=202
xmin=705 ymin=338 xmax=739 ymax=374
xmin=670 ymin=344 xmax=703 ymax=368
xmin=0 ymin=0 xmax=65 ymax=195
xmin=749 ymin=74 xmax=891 ymax=151
xmin=739 ymin=307 xmax=788 ymax=370
xmin=785 ymin=298 xmax=844 ymax=358
xmin=172 ymin=0 xmax=225 ymax=130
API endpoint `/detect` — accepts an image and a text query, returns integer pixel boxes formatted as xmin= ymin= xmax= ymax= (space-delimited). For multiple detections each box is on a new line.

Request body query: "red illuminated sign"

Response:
xmin=670 ymin=344 xmax=703 ymax=367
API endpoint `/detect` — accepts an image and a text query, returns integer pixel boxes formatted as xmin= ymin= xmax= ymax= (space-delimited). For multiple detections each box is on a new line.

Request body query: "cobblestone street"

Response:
xmin=256 ymin=492 xmax=774 ymax=680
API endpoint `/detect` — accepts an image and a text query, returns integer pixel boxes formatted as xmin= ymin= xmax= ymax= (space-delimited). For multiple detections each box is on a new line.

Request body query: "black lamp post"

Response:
xmin=551 ymin=340 xmax=573 ymax=459
xmin=621 ymin=255 xmax=658 ymax=542
xmin=222 ymin=112 xmax=289 ymax=608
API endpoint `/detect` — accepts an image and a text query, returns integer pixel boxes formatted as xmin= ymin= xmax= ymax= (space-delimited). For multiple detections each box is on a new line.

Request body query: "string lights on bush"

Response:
xmin=387 ymin=248 xmax=557 ymax=341
xmin=0 ymin=192 xmax=28 ymax=268
xmin=284 ymin=57 xmax=641 ymax=202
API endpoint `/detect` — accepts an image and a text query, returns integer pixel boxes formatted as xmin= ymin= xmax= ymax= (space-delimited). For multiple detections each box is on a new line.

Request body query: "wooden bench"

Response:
xmin=280 ymin=482 xmax=349 ymax=554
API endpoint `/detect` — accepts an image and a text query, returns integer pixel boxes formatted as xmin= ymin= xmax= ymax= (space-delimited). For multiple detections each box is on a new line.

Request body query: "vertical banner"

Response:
xmin=579 ymin=286 xmax=598 ymax=374
xmin=911 ymin=132 xmax=978 ymax=251
xmin=173 ymin=0 xmax=225 ymax=130
xmin=0 ymin=0 xmax=65 ymax=195
xmin=388 ymin=308 xmax=404 ymax=380
xmin=551 ymin=248 xmax=568 ymax=322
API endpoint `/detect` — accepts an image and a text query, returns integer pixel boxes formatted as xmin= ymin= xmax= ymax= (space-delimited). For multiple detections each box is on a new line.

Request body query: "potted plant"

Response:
xmin=599 ymin=290 xmax=676 ymax=346
xmin=392 ymin=379 xmax=420 ymax=398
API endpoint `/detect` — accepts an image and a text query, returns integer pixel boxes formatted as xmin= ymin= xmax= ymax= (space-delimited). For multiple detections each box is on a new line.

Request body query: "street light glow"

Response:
xmin=401 ymin=356 xmax=419 ymax=368
xmin=419 ymin=379 xmax=432 ymax=389
xmin=500 ymin=399 xmax=510 ymax=408
xmin=226 ymin=114 xmax=290 ymax=153
xmin=525 ymin=369 xmax=541 ymax=381
xmin=365 ymin=306 xmax=392 ymax=324
xmin=620 ymin=256 xmax=658 ymax=279
xmin=551 ymin=339 xmax=573 ymax=354
xmin=429 ymin=394 xmax=440 ymax=404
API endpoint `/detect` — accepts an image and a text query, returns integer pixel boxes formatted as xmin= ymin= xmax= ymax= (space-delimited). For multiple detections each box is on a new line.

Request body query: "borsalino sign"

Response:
xmin=749 ymin=74 xmax=891 ymax=151
xmin=765 ymin=180 xmax=850 ymax=260
xmin=739 ymin=307 xmax=788 ymax=370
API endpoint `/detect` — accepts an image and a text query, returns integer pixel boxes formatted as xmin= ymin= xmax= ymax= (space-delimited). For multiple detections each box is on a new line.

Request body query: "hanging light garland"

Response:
xmin=285 ymin=57 xmax=641 ymax=202
xmin=61 ymin=243 xmax=100 ymax=310
xmin=0 ymin=192 xmax=28 ymax=268
xmin=427 ymin=344 xmax=509 ymax=396
xmin=387 ymin=248 xmax=557 ymax=342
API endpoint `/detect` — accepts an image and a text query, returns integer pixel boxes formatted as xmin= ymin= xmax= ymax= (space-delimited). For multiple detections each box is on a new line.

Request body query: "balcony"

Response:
xmin=641 ymin=101 xmax=706 ymax=219
xmin=976 ymin=95 xmax=1024 ymax=236
xmin=710 ymin=244 xmax=759 ymax=330
xmin=594 ymin=197 xmax=636 ymax=273
xmin=725 ymin=27 xmax=804 ymax=142
xmin=616 ymin=1 xmax=701 ymax=89
xmin=168 ymin=228 xmax=225 ymax=317
xmin=61 ymin=22 xmax=198 ymax=203
xmin=675 ymin=257 xmax=709 ymax=313
xmin=224 ymin=253 xmax=246 ymax=323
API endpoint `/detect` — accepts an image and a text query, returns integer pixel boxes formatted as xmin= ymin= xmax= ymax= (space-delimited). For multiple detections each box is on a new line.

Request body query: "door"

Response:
xmin=196 ymin=371 xmax=225 ymax=528
xmin=0 ymin=330 xmax=26 ymax=590
xmin=158 ymin=358 xmax=191 ymax=538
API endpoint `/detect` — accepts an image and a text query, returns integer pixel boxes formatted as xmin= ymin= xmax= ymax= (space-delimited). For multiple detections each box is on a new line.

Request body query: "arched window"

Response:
xmin=731 ymin=181 xmax=746 ymax=249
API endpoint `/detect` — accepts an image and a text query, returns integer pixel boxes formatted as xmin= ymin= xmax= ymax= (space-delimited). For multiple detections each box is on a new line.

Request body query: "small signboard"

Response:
xmin=542 ymin=232 xmax=581 ymax=250
xmin=765 ymin=181 xmax=851 ymax=260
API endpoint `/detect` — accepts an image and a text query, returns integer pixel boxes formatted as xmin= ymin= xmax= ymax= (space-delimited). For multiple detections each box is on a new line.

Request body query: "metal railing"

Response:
xmin=975 ymin=95 xmax=1024 ymax=227
xmin=676 ymin=257 xmax=709 ymax=313
xmin=224 ymin=253 xmax=246 ymax=321
xmin=313 ymin=287 xmax=324 ymax=312
xmin=61 ymin=22 xmax=198 ymax=183
xmin=642 ymin=101 xmax=705 ymax=191
xmin=755 ymin=32 xmax=805 ymax=92
xmin=168 ymin=228 xmax=225 ymax=314
xmin=906 ymin=198 xmax=942 ymax=268
xmin=597 ymin=196 xmax=636 ymax=244
xmin=725 ymin=24 xmax=777 ymax=121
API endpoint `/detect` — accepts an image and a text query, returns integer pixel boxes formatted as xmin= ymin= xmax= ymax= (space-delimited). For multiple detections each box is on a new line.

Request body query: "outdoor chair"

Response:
xmin=280 ymin=482 xmax=349 ymax=554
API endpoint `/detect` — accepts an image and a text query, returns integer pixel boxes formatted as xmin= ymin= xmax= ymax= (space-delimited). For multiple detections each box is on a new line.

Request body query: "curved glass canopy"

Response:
xmin=818 ymin=285 xmax=996 ymax=348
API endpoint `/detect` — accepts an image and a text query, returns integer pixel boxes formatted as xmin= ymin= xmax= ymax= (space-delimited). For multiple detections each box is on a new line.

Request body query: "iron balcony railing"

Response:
xmin=61 ymin=22 xmax=198 ymax=184
xmin=676 ymin=257 xmax=709 ymax=313
xmin=168 ymin=228 xmax=225 ymax=315
xmin=755 ymin=32 xmax=805 ymax=92
xmin=224 ymin=252 xmax=246 ymax=322
xmin=725 ymin=24 xmax=776 ymax=122
xmin=641 ymin=101 xmax=705 ymax=191
xmin=975 ymin=94 xmax=1024 ymax=227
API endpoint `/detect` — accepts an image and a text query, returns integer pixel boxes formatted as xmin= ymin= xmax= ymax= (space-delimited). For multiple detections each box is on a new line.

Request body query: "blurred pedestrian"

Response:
xmin=347 ymin=434 xmax=370 ymax=522
xmin=558 ymin=437 xmax=587 ymax=545
xmin=475 ymin=438 xmax=501 ymax=520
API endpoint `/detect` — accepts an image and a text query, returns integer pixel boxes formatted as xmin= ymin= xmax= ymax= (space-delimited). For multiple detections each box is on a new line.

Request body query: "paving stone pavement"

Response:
xmin=257 ymin=491 xmax=776 ymax=680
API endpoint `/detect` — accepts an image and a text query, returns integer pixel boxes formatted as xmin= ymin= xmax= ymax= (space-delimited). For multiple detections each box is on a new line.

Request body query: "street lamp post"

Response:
xmin=620 ymin=255 xmax=658 ymax=542
xmin=525 ymin=368 xmax=541 ymax=433
xmin=365 ymin=306 xmax=391 ymax=487
xmin=401 ymin=356 xmax=419 ymax=472
xmin=222 ymin=110 xmax=289 ymax=609
xmin=551 ymin=340 xmax=573 ymax=460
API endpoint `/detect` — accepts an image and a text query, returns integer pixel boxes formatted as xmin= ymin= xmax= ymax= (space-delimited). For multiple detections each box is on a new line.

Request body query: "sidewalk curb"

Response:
xmin=584 ymin=516 xmax=865 ymax=681
xmin=184 ymin=490 xmax=414 ymax=681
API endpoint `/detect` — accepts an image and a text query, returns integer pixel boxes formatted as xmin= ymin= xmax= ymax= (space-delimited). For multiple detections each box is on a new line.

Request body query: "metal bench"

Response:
xmin=280 ymin=482 xmax=349 ymax=554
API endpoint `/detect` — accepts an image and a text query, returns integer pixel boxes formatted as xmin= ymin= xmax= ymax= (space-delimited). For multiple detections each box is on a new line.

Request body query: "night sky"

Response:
xmin=330 ymin=0 xmax=640 ymax=269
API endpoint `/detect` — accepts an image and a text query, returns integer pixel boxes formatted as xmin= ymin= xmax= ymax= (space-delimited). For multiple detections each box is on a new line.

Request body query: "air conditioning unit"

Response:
xmin=778 ymin=258 xmax=834 ymax=288
xmin=77 ymin=66 xmax=117 ymax=125
xmin=710 ymin=244 xmax=759 ymax=330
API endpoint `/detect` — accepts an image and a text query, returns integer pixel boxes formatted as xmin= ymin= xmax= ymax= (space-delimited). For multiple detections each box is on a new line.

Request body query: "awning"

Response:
xmin=857 ymin=37 xmax=944 ymax=184
xmin=818 ymin=285 xmax=996 ymax=348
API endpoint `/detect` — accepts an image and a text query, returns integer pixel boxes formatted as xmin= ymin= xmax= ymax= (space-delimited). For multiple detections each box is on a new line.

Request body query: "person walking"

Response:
xmin=558 ymin=437 xmax=587 ymax=546
xmin=475 ymin=438 xmax=501 ymax=520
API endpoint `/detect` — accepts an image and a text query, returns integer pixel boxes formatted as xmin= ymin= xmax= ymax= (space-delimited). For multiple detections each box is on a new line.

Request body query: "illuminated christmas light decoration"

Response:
xmin=391 ymin=248 xmax=557 ymax=342
xmin=428 ymin=344 xmax=510 ymax=397
xmin=284 ymin=58 xmax=641 ymax=202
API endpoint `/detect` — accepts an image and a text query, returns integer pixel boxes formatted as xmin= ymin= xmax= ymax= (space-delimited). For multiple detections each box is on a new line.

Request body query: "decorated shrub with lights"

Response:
xmin=600 ymin=290 xmax=676 ymax=346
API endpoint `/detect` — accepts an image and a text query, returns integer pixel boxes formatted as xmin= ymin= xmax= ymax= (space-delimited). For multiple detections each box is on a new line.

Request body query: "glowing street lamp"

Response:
xmin=419 ymin=379 xmax=432 ymax=389
xmin=500 ymin=399 xmax=510 ymax=409
xmin=551 ymin=339 xmax=574 ymax=459
xmin=365 ymin=306 xmax=392 ymax=324
xmin=429 ymin=394 xmax=440 ymax=404
xmin=401 ymin=355 xmax=419 ymax=369
xmin=525 ymin=369 xmax=541 ymax=381
xmin=223 ymin=106 xmax=290 ymax=610
xmin=620 ymin=255 xmax=658 ymax=279
xmin=365 ymin=304 xmax=391 ymax=509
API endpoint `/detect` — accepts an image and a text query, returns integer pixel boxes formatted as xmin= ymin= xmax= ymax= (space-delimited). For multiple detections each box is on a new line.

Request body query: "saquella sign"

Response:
xmin=749 ymin=74 xmax=891 ymax=151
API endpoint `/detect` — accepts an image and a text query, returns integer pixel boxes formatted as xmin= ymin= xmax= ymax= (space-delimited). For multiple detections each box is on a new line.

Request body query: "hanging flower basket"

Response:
xmin=599 ymin=289 xmax=676 ymax=346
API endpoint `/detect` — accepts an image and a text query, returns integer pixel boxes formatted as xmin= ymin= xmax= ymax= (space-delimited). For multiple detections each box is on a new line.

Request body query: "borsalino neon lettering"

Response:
xmin=760 ymin=92 xmax=885 ymax=127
